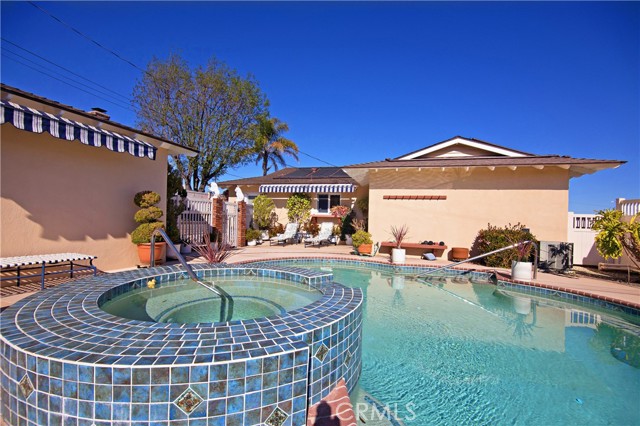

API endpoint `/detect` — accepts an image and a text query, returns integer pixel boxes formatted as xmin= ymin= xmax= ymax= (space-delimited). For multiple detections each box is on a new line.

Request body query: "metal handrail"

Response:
xmin=417 ymin=241 xmax=538 ymax=279
xmin=150 ymin=228 xmax=234 ymax=322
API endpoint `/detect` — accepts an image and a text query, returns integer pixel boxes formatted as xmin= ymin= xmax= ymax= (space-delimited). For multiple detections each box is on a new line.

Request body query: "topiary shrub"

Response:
xmin=131 ymin=190 xmax=164 ymax=244
xmin=471 ymin=223 xmax=537 ymax=268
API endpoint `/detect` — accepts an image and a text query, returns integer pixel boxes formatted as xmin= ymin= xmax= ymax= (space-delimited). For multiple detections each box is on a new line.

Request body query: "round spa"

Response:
xmin=0 ymin=264 xmax=363 ymax=426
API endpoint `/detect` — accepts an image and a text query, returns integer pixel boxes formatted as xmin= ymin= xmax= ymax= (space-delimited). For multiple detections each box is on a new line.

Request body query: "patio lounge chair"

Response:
xmin=270 ymin=223 xmax=299 ymax=246
xmin=304 ymin=222 xmax=335 ymax=247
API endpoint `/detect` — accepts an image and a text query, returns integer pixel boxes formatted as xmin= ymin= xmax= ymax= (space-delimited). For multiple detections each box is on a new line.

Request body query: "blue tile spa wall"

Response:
xmin=0 ymin=265 xmax=363 ymax=426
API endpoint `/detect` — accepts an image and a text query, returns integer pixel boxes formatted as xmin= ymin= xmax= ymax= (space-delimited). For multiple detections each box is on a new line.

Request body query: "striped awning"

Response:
xmin=259 ymin=183 xmax=356 ymax=193
xmin=1 ymin=100 xmax=156 ymax=160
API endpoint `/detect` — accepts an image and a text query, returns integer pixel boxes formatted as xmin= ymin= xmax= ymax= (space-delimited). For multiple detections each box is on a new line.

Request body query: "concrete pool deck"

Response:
xmin=2 ymin=242 xmax=639 ymax=310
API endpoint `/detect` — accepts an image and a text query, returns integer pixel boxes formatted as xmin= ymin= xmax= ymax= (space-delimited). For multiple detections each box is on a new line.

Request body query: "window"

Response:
xmin=318 ymin=194 xmax=341 ymax=213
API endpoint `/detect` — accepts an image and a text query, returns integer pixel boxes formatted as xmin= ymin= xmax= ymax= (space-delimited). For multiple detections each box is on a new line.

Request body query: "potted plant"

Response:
xmin=511 ymin=240 xmax=534 ymax=282
xmin=331 ymin=205 xmax=353 ymax=244
xmin=390 ymin=224 xmax=409 ymax=264
xmin=246 ymin=228 xmax=262 ymax=246
xmin=352 ymin=229 xmax=373 ymax=255
xmin=131 ymin=190 xmax=165 ymax=265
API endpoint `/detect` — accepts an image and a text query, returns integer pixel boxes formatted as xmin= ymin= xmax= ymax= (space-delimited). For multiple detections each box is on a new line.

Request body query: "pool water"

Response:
xmin=100 ymin=277 xmax=322 ymax=323
xmin=276 ymin=263 xmax=640 ymax=425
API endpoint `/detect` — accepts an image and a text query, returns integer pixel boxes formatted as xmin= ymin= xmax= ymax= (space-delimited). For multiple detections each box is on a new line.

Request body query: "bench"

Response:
xmin=380 ymin=242 xmax=448 ymax=257
xmin=0 ymin=253 xmax=97 ymax=290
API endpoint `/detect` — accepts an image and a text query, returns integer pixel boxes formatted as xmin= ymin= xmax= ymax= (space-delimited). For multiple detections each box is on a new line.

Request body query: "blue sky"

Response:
xmin=2 ymin=1 xmax=638 ymax=213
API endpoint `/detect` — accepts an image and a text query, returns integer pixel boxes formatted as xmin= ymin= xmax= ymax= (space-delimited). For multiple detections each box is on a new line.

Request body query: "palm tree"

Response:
xmin=253 ymin=116 xmax=299 ymax=176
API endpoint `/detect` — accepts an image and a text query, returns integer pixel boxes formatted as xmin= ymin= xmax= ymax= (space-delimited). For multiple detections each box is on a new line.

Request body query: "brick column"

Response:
xmin=238 ymin=201 xmax=247 ymax=247
xmin=211 ymin=197 xmax=224 ymax=242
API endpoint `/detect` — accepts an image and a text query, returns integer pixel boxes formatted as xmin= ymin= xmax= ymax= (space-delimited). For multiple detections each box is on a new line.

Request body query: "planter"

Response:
xmin=511 ymin=261 xmax=533 ymax=282
xmin=137 ymin=242 xmax=166 ymax=265
xmin=391 ymin=248 xmax=406 ymax=264
xmin=247 ymin=240 xmax=257 ymax=247
xmin=345 ymin=235 xmax=353 ymax=246
xmin=261 ymin=231 xmax=270 ymax=241
xmin=451 ymin=247 xmax=470 ymax=261
xmin=358 ymin=243 xmax=373 ymax=255
xmin=166 ymin=243 xmax=182 ymax=260
xmin=180 ymin=244 xmax=192 ymax=254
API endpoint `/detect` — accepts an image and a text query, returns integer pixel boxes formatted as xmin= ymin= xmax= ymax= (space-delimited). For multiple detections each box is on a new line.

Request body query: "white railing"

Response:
xmin=177 ymin=211 xmax=211 ymax=244
xmin=617 ymin=198 xmax=640 ymax=217
xmin=570 ymin=214 xmax=598 ymax=230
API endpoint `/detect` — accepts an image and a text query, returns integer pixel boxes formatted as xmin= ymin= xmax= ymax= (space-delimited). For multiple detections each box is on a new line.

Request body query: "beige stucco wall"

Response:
xmin=368 ymin=167 xmax=569 ymax=258
xmin=1 ymin=125 xmax=168 ymax=271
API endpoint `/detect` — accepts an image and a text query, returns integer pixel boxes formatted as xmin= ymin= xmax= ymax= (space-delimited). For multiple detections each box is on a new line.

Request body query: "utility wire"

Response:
xmin=2 ymin=47 xmax=135 ymax=111
xmin=26 ymin=1 xmax=342 ymax=170
xmin=2 ymin=37 xmax=132 ymax=103
xmin=1 ymin=53 xmax=138 ymax=113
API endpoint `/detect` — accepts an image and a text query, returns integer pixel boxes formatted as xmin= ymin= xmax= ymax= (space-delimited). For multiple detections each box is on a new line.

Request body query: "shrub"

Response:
xmin=286 ymin=193 xmax=312 ymax=225
xmin=269 ymin=223 xmax=285 ymax=238
xmin=192 ymin=232 xmax=232 ymax=264
xmin=246 ymin=228 xmax=262 ymax=242
xmin=352 ymin=230 xmax=372 ymax=248
xmin=132 ymin=190 xmax=164 ymax=244
xmin=472 ymin=223 xmax=537 ymax=268
xmin=305 ymin=222 xmax=320 ymax=237
xmin=253 ymin=195 xmax=276 ymax=230
xmin=592 ymin=209 xmax=640 ymax=269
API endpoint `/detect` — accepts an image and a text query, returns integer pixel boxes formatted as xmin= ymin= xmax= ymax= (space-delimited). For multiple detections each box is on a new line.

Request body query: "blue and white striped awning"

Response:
xmin=259 ymin=183 xmax=356 ymax=193
xmin=0 ymin=100 xmax=156 ymax=160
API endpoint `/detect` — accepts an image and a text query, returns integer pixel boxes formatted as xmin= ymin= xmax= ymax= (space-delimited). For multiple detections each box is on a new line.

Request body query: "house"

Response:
xmin=222 ymin=136 xmax=624 ymax=258
xmin=0 ymin=84 xmax=197 ymax=271
xmin=220 ymin=166 xmax=368 ymax=227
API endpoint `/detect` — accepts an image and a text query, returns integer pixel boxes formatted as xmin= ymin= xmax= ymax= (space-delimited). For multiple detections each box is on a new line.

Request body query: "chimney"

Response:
xmin=87 ymin=107 xmax=110 ymax=121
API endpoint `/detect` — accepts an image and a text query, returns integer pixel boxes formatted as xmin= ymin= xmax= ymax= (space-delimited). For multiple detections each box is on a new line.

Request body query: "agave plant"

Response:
xmin=192 ymin=232 xmax=233 ymax=263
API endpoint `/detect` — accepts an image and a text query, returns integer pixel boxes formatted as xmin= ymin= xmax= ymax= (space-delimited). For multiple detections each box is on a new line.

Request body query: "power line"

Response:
xmin=2 ymin=37 xmax=132 ymax=103
xmin=2 ymin=46 xmax=135 ymax=111
xmin=1 ymin=53 xmax=138 ymax=113
xmin=298 ymin=150 xmax=339 ymax=167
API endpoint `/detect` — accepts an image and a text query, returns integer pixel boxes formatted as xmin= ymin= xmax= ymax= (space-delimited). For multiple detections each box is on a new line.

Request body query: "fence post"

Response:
xmin=238 ymin=201 xmax=247 ymax=247
xmin=212 ymin=197 xmax=224 ymax=239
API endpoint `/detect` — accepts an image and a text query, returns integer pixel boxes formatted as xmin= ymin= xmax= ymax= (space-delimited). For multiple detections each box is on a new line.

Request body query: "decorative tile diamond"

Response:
xmin=174 ymin=387 xmax=203 ymax=415
xmin=266 ymin=407 xmax=289 ymax=426
xmin=315 ymin=344 xmax=329 ymax=362
xmin=18 ymin=375 xmax=34 ymax=399
xmin=344 ymin=350 xmax=352 ymax=366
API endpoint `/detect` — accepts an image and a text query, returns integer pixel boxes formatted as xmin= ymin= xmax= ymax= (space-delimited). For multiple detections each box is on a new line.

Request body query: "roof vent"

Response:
xmin=87 ymin=107 xmax=110 ymax=121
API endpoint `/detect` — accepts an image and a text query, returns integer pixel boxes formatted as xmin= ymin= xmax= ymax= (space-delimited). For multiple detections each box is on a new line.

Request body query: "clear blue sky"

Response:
xmin=2 ymin=1 xmax=638 ymax=213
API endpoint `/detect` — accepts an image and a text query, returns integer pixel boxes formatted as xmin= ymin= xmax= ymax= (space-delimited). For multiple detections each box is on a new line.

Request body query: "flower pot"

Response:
xmin=180 ymin=244 xmax=192 ymax=254
xmin=392 ymin=248 xmax=406 ymax=264
xmin=511 ymin=261 xmax=533 ymax=282
xmin=261 ymin=231 xmax=270 ymax=241
xmin=247 ymin=240 xmax=257 ymax=246
xmin=451 ymin=247 xmax=470 ymax=261
xmin=358 ymin=243 xmax=373 ymax=255
xmin=345 ymin=235 xmax=353 ymax=245
xmin=167 ymin=243 xmax=182 ymax=260
xmin=137 ymin=242 xmax=166 ymax=265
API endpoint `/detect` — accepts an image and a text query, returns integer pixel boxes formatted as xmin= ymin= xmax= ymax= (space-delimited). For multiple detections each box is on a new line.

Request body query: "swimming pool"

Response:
xmin=252 ymin=260 xmax=640 ymax=425
xmin=101 ymin=276 xmax=323 ymax=323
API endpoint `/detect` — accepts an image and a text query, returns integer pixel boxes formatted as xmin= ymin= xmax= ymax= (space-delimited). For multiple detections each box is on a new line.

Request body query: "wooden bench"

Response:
xmin=380 ymin=242 xmax=448 ymax=257
xmin=1 ymin=253 xmax=97 ymax=290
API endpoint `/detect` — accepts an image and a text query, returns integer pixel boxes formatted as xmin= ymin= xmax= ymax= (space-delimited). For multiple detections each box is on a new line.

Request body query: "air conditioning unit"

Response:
xmin=539 ymin=241 xmax=574 ymax=271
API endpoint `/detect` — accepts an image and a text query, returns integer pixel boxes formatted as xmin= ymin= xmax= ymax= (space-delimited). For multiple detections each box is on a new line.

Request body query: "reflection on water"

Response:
xmin=283 ymin=263 xmax=640 ymax=425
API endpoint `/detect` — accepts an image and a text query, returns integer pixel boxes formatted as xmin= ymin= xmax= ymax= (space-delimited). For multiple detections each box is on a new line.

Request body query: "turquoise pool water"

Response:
xmin=101 ymin=277 xmax=322 ymax=323
xmin=276 ymin=263 xmax=640 ymax=425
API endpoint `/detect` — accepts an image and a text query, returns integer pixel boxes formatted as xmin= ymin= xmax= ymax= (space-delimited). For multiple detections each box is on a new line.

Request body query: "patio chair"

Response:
xmin=304 ymin=222 xmax=335 ymax=247
xmin=270 ymin=223 xmax=299 ymax=246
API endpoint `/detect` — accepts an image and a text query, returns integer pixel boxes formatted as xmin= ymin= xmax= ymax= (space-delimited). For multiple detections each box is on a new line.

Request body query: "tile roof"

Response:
xmin=219 ymin=167 xmax=357 ymax=186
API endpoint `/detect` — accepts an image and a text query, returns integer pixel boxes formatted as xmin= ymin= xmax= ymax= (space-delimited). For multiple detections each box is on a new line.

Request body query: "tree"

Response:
xmin=252 ymin=116 xmax=299 ymax=176
xmin=133 ymin=53 xmax=268 ymax=191
xmin=286 ymin=193 xmax=311 ymax=225
xmin=252 ymin=195 xmax=276 ymax=230
xmin=592 ymin=209 xmax=640 ymax=269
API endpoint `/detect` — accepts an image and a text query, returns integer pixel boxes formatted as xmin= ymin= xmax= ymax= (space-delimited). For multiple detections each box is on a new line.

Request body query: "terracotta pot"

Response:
xmin=137 ymin=242 xmax=166 ymax=265
xmin=451 ymin=247 xmax=470 ymax=261
xmin=358 ymin=243 xmax=373 ymax=255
